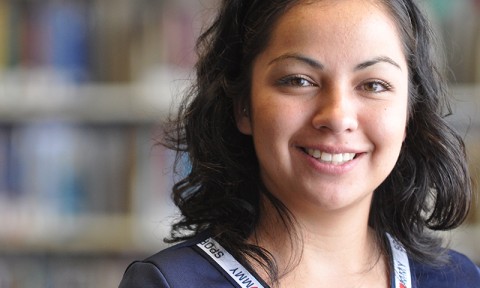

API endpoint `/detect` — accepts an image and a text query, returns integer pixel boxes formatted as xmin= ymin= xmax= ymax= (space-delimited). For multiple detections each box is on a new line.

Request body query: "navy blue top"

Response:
xmin=119 ymin=232 xmax=480 ymax=288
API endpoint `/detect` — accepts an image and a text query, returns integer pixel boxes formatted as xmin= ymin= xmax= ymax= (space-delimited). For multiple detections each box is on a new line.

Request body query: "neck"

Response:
xmin=250 ymin=196 xmax=389 ymax=287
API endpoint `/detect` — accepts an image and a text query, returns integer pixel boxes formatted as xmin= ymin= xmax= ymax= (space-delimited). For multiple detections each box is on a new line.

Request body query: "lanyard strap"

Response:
xmin=197 ymin=237 xmax=265 ymax=288
xmin=198 ymin=234 xmax=411 ymax=288
xmin=386 ymin=233 xmax=412 ymax=288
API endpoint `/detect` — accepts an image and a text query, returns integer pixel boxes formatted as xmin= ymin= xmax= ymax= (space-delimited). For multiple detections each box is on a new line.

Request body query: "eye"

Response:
xmin=359 ymin=80 xmax=392 ymax=93
xmin=277 ymin=75 xmax=316 ymax=87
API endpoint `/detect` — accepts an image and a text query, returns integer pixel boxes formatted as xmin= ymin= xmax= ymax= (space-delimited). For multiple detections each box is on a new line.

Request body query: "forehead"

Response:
xmin=259 ymin=0 xmax=406 ymax=68
xmin=278 ymin=0 xmax=398 ymax=39
xmin=294 ymin=0 xmax=391 ymax=17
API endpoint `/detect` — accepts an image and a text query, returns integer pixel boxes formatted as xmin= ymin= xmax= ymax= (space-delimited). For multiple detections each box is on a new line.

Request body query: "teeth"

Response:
xmin=306 ymin=149 xmax=356 ymax=165
xmin=321 ymin=152 xmax=332 ymax=161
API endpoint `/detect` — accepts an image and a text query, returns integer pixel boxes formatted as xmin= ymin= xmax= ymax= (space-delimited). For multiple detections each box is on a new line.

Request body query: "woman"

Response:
xmin=120 ymin=0 xmax=480 ymax=287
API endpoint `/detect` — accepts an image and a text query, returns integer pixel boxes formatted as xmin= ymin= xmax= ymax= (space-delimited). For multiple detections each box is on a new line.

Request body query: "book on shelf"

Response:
xmin=0 ymin=0 xmax=8 ymax=67
xmin=0 ymin=123 xmax=165 ymax=243
xmin=0 ymin=120 xmax=185 ymax=252
xmin=0 ymin=253 xmax=136 ymax=288
xmin=0 ymin=0 xmax=215 ymax=84
xmin=1 ymin=1 xmax=90 ymax=82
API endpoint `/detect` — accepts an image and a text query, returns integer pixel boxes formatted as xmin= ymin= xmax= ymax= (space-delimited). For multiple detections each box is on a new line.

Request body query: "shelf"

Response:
xmin=0 ymin=213 xmax=172 ymax=255
xmin=0 ymin=67 xmax=191 ymax=124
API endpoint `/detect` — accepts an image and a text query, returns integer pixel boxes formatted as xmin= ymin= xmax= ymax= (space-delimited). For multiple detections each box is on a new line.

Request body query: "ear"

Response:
xmin=234 ymin=104 xmax=252 ymax=135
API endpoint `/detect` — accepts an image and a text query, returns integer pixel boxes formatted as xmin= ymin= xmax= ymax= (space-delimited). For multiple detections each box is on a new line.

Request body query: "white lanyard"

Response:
xmin=197 ymin=234 xmax=412 ymax=288
xmin=386 ymin=233 xmax=412 ymax=288
xmin=197 ymin=237 xmax=265 ymax=288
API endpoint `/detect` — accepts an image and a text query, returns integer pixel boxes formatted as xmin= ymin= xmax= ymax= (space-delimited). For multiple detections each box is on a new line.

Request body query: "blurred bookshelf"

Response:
xmin=0 ymin=0 xmax=214 ymax=287
xmin=0 ymin=0 xmax=478 ymax=287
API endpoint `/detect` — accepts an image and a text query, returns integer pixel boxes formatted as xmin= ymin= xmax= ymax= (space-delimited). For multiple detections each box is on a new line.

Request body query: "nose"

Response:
xmin=311 ymin=87 xmax=359 ymax=133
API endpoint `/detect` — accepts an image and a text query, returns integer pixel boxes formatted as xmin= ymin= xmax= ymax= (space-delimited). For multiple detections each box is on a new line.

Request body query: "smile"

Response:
xmin=305 ymin=148 xmax=356 ymax=165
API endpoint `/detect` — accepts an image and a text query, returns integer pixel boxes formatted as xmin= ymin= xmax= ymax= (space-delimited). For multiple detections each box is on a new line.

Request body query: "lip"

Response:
xmin=299 ymin=144 xmax=363 ymax=155
xmin=296 ymin=145 xmax=364 ymax=175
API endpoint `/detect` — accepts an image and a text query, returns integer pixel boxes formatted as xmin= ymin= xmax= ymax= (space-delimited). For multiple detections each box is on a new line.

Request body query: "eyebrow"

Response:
xmin=268 ymin=53 xmax=324 ymax=69
xmin=268 ymin=53 xmax=402 ymax=71
xmin=354 ymin=56 xmax=402 ymax=71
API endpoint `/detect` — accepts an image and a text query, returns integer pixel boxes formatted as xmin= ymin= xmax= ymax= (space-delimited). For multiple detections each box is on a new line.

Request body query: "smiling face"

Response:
xmin=236 ymin=0 xmax=409 ymax=216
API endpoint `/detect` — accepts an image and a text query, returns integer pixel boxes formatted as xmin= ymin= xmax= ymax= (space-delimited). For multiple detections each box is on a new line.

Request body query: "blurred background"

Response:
xmin=0 ymin=0 xmax=478 ymax=287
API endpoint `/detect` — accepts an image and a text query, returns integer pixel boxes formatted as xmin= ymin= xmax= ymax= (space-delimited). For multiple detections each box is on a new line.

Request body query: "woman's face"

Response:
xmin=237 ymin=0 xmax=409 ymax=215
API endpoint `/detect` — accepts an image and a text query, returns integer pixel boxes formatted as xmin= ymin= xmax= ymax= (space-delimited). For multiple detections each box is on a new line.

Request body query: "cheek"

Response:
xmin=252 ymin=103 xmax=286 ymax=141
xmin=251 ymin=88 xmax=287 ymax=130
xmin=361 ymin=99 xmax=405 ymax=140
xmin=374 ymin=105 xmax=408 ymax=151
xmin=250 ymin=100 xmax=300 ymax=157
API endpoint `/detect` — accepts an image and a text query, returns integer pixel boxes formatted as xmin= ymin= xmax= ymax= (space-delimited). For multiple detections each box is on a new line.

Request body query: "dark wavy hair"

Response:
xmin=163 ymin=0 xmax=472 ymax=283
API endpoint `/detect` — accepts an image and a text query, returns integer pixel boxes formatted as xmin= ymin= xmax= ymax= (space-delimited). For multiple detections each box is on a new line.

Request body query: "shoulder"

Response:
xmin=119 ymin=231 xmax=234 ymax=288
xmin=410 ymin=250 xmax=480 ymax=288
